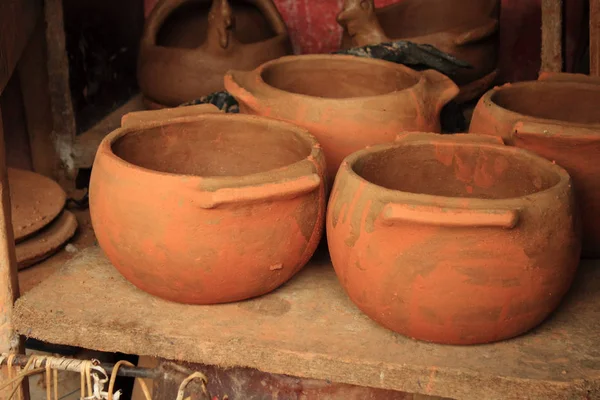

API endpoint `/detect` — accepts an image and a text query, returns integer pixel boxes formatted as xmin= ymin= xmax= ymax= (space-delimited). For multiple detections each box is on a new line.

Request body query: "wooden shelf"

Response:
xmin=12 ymin=247 xmax=600 ymax=400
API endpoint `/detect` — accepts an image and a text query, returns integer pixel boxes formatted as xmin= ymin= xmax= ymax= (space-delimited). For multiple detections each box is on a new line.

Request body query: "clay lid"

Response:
xmin=16 ymin=210 xmax=78 ymax=270
xmin=9 ymin=168 xmax=67 ymax=241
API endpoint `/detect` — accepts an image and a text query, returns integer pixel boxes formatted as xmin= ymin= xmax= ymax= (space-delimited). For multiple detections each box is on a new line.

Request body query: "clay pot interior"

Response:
xmin=353 ymin=142 xmax=561 ymax=199
xmin=260 ymin=57 xmax=419 ymax=98
xmin=156 ymin=0 xmax=276 ymax=48
xmin=491 ymin=84 xmax=600 ymax=125
xmin=111 ymin=119 xmax=312 ymax=176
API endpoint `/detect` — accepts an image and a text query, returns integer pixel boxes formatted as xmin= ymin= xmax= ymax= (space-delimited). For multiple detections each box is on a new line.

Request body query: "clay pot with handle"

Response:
xmin=90 ymin=105 xmax=326 ymax=304
xmin=326 ymin=133 xmax=580 ymax=345
xmin=224 ymin=54 xmax=459 ymax=182
xmin=138 ymin=0 xmax=292 ymax=108
xmin=469 ymin=75 xmax=600 ymax=258
xmin=337 ymin=0 xmax=499 ymax=103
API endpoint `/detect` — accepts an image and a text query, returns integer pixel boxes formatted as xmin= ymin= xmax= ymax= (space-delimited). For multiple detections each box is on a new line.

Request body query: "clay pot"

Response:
xmin=326 ymin=133 xmax=580 ymax=345
xmin=469 ymin=78 xmax=600 ymax=258
xmin=337 ymin=0 xmax=499 ymax=103
xmin=224 ymin=54 xmax=459 ymax=181
xmin=90 ymin=110 xmax=326 ymax=304
xmin=138 ymin=0 xmax=292 ymax=108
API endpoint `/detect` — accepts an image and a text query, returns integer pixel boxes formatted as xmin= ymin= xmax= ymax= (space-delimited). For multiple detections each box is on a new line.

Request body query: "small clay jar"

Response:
xmin=327 ymin=133 xmax=580 ymax=345
xmin=224 ymin=54 xmax=459 ymax=181
xmin=469 ymin=78 xmax=600 ymax=258
xmin=337 ymin=0 xmax=499 ymax=103
xmin=138 ymin=0 xmax=292 ymax=108
xmin=90 ymin=109 xmax=326 ymax=304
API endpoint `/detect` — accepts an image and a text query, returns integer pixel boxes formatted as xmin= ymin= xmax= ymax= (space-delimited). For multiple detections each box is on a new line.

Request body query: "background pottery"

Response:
xmin=326 ymin=133 xmax=580 ymax=344
xmin=337 ymin=0 xmax=499 ymax=103
xmin=90 ymin=111 xmax=326 ymax=304
xmin=469 ymin=79 xmax=600 ymax=258
xmin=138 ymin=0 xmax=292 ymax=108
xmin=16 ymin=211 xmax=78 ymax=270
xmin=224 ymin=54 xmax=459 ymax=182
xmin=8 ymin=168 xmax=67 ymax=242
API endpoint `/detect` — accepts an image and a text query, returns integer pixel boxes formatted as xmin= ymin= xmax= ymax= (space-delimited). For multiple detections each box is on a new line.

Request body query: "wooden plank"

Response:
xmin=13 ymin=247 xmax=600 ymax=400
xmin=591 ymin=0 xmax=600 ymax=76
xmin=17 ymin=19 xmax=59 ymax=179
xmin=0 ymin=0 xmax=41 ymax=93
xmin=540 ymin=0 xmax=563 ymax=73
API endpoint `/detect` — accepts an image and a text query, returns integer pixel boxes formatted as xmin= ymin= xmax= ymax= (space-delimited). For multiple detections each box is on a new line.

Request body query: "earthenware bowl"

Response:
xmin=225 ymin=54 xmax=459 ymax=181
xmin=90 ymin=111 xmax=326 ymax=304
xmin=470 ymin=78 xmax=600 ymax=258
xmin=327 ymin=133 xmax=580 ymax=344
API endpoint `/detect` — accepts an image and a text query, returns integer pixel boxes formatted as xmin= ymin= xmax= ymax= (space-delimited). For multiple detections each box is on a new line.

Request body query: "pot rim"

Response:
xmin=96 ymin=113 xmax=323 ymax=190
xmin=483 ymin=81 xmax=600 ymax=130
xmin=248 ymin=54 xmax=425 ymax=102
xmin=339 ymin=139 xmax=571 ymax=208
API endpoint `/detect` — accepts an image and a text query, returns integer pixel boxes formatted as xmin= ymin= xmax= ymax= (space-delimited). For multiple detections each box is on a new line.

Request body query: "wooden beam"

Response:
xmin=540 ymin=0 xmax=563 ymax=73
xmin=591 ymin=0 xmax=600 ymax=76
xmin=0 ymin=0 xmax=42 ymax=93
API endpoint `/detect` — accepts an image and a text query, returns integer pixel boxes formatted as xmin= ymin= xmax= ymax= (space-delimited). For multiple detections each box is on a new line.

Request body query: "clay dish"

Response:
xmin=225 ymin=54 xmax=458 ymax=181
xmin=327 ymin=133 xmax=580 ymax=345
xmin=138 ymin=0 xmax=292 ymax=108
xmin=16 ymin=210 xmax=78 ymax=270
xmin=8 ymin=168 xmax=67 ymax=242
xmin=470 ymin=79 xmax=600 ymax=257
xmin=337 ymin=0 xmax=499 ymax=102
xmin=90 ymin=111 xmax=326 ymax=304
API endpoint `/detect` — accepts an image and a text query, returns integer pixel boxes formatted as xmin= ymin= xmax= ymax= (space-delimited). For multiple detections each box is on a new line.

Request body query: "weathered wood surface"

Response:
xmin=591 ymin=0 xmax=600 ymax=76
xmin=540 ymin=0 xmax=563 ymax=73
xmin=13 ymin=247 xmax=600 ymax=400
xmin=0 ymin=0 xmax=41 ymax=93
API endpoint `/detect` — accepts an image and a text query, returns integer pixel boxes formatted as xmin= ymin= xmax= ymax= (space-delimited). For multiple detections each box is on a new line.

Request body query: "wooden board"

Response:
xmin=13 ymin=247 xmax=600 ymax=400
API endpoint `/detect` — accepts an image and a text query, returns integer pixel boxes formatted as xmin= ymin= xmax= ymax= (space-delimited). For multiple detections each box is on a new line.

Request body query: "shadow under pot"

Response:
xmin=225 ymin=54 xmax=459 ymax=182
xmin=138 ymin=0 xmax=292 ymax=109
xmin=470 ymin=81 xmax=600 ymax=258
xmin=326 ymin=134 xmax=580 ymax=345
xmin=89 ymin=113 xmax=326 ymax=304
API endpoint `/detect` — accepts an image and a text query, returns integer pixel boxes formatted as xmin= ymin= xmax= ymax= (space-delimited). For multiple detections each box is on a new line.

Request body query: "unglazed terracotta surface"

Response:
xmin=337 ymin=0 xmax=499 ymax=102
xmin=138 ymin=0 xmax=292 ymax=108
xmin=8 ymin=168 xmax=67 ymax=242
xmin=470 ymin=78 xmax=600 ymax=258
xmin=326 ymin=133 xmax=580 ymax=344
xmin=90 ymin=111 xmax=326 ymax=304
xmin=16 ymin=211 xmax=78 ymax=270
xmin=224 ymin=54 xmax=459 ymax=182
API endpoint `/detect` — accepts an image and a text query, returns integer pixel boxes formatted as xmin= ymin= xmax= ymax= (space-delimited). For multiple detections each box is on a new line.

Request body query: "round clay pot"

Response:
xmin=337 ymin=0 xmax=499 ymax=103
xmin=90 ymin=112 xmax=326 ymax=304
xmin=326 ymin=133 xmax=580 ymax=345
xmin=224 ymin=54 xmax=459 ymax=181
xmin=138 ymin=0 xmax=292 ymax=108
xmin=469 ymin=79 xmax=600 ymax=258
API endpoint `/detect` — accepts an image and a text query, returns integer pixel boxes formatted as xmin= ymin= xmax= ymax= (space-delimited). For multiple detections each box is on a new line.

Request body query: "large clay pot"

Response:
xmin=138 ymin=0 xmax=292 ymax=108
xmin=224 ymin=54 xmax=459 ymax=181
xmin=90 ymin=108 xmax=326 ymax=304
xmin=337 ymin=0 xmax=499 ymax=103
xmin=327 ymin=133 xmax=580 ymax=345
xmin=469 ymin=78 xmax=600 ymax=258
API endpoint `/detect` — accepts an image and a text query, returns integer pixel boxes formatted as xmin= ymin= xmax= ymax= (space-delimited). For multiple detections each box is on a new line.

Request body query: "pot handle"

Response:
xmin=380 ymin=203 xmax=519 ymax=229
xmin=224 ymin=70 xmax=262 ymax=111
xmin=513 ymin=121 xmax=599 ymax=142
xmin=395 ymin=132 xmax=504 ymax=145
xmin=142 ymin=0 xmax=195 ymax=46
xmin=419 ymin=69 xmax=460 ymax=115
xmin=196 ymin=174 xmax=321 ymax=209
xmin=121 ymin=104 xmax=222 ymax=128
xmin=453 ymin=17 xmax=499 ymax=46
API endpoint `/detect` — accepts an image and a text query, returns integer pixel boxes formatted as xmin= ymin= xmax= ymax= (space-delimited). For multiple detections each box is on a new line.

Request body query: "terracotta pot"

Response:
xmin=469 ymin=78 xmax=600 ymax=258
xmin=138 ymin=0 xmax=292 ymax=108
xmin=326 ymin=133 xmax=580 ymax=345
xmin=90 ymin=110 xmax=326 ymax=304
xmin=224 ymin=54 xmax=459 ymax=181
xmin=337 ymin=0 xmax=499 ymax=103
